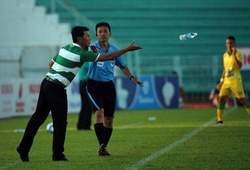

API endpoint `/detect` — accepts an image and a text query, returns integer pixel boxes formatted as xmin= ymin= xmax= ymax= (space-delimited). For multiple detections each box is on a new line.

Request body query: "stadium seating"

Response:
xmin=34 ymin=0 xmax=250 ymax=96
xmin=0 ymin=0 xmax=71 ymax=78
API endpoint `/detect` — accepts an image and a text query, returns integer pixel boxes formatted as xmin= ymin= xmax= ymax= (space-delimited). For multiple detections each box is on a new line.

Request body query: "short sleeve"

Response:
xmin=80 ymin=51 xmax=100 ymax=63
xmin=115 ymin=56 xmax=126 ymax=67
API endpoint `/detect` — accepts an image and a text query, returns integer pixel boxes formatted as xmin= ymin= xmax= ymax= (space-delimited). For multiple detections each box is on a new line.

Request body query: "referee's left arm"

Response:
xmin=120 ymin=66 xmax=143 ymax=87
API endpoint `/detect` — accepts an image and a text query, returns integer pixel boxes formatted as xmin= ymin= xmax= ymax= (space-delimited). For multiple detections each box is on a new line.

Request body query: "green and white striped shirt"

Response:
xmin=46 ymin=43 xmax=100 ymax=87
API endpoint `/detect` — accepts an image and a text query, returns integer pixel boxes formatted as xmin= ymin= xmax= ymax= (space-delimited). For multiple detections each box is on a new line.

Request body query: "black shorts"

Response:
xmin=86 ymin=78 xmax=116 ymax=118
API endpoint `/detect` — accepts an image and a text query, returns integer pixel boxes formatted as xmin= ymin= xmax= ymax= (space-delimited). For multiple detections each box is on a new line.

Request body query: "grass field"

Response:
xmin=0 ymin=107 xmax=250 ymax=170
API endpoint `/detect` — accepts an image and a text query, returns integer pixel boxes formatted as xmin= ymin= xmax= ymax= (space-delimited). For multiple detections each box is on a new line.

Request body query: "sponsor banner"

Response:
xmin=114 ymin=76 xmax=179 ymax=110
xmin=67 ymin=75 xmax=179 ymax=112
xmin=0 ymin=78 xmax=41 ymax=119
xmin=0 ymin=80 xmax=14 ymax=118
xmin=238 ymin=47 xmax=250 ymax=70
xmin=0 ymin=76 xmax=179 ymax=119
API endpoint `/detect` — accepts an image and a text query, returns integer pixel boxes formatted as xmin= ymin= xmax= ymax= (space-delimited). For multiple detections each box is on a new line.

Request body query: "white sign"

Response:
xmin=0 ymin=78 xmax=81 ymax=119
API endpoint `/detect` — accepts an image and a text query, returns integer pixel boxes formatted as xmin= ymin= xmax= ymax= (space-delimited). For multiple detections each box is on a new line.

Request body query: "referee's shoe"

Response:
xmin=98 ymin=144 xmax=111 ymax=156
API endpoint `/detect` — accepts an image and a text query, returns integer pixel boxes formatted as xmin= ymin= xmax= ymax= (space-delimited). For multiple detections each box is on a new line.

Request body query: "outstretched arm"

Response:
xmin=97 ymin=41 xmax=142 ymax=61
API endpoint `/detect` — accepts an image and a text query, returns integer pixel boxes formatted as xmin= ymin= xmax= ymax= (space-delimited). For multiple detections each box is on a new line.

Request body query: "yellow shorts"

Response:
xmin=219 ymin=78 xmax=245 ymax=98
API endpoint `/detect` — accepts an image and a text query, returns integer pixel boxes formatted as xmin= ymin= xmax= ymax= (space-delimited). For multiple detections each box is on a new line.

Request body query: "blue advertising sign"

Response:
xmin=67 ymin=75 xmax=179 ymax=112
xmin=115 ymin=75 xmax=179 ymax=110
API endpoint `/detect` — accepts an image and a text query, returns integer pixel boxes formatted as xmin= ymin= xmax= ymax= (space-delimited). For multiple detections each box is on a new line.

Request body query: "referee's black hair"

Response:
xmin=95 ymin=22 xmax=111 ymax=36
xmin=71 ymin=26 xmax=89 ymax=43
xmin=227 ymin=36 xmax=236 ymax=43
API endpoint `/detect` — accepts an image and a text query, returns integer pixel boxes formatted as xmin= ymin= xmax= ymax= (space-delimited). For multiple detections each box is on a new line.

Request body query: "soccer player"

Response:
xmin=86 ymin=22 xmax=143 ymax=156
xmin=216 ymin=36 xmax=250 ymax=125
xmin=16 ymin=26 xmax=142 ymax=162
xmin=209 ymin=81 xmax=220 ymax=107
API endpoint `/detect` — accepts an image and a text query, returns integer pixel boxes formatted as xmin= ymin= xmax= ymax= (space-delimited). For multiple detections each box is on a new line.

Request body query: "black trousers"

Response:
xmin=18 ymin=78 xmax=67 ymax=157
xmin=77 ymin=80 xmax=92 ymax=129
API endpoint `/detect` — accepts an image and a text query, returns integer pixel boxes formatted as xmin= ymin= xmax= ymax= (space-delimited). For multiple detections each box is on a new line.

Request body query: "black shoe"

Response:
xmin=52 ymin=154 xmax=69 ymax=161
xmin=16 ymin=146 xmax=29 ymax=162
xmin=216 ymin=121 xmax=223 ymax=125
xmin=98 ymin=149 xmax=111 ymax=156
xmin=98 ymin=144 xmax=111 ymax=156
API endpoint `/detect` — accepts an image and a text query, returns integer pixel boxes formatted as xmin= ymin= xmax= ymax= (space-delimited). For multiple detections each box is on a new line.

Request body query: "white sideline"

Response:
xmin=127 ymin=108 xmax=235 ymax=170
xmin=120 ymin=121 xmax=144 ymax=129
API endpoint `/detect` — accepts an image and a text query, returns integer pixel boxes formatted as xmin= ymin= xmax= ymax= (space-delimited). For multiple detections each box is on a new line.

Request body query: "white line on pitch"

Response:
xmin=119 ymin=121 xmax=145 ymax=129
xmin=128 ymin=108 xmax=236 ymax=170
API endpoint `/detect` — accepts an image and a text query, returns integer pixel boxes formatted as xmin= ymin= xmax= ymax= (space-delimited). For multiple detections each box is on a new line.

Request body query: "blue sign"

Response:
xmin=115 ymin=75 xmax=179 ymax=110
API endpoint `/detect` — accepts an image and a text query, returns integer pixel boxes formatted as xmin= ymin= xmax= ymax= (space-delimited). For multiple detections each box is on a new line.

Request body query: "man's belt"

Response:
xmin=45 ymin=76 xmax=66 ymax=88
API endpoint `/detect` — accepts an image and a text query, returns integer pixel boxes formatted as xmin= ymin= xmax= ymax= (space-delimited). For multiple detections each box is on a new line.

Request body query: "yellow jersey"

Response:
xmin=223 ymin=51 xmax=242 ymax=79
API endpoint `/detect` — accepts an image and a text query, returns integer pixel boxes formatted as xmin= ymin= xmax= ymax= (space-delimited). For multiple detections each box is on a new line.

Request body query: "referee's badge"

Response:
xmin=97 ymin=62 xmax=104 ymax=67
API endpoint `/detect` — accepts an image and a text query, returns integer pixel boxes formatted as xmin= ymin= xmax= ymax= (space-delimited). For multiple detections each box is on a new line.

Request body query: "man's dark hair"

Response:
xmin=95 ymin=22 xmax=111 ymax=34
xmin=227 ymin=36 xmax=236 ymax=43
xmin=71 ymin=26 xmax=89 ymax=43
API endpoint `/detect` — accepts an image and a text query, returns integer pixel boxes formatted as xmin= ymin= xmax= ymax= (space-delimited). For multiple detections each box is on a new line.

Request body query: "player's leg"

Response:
xmin=102 ymin=106 xmax=115 ymax=156
xmin=237 ymin=98 xmax=250 ymax=114
xmin=86 ymin=80 xmax=105 ymax=149
xmin=77 ymin=81 xmax=92 ymax=130
xmin=99 ymin=81 xmax=116 ymax=156
xmin=17 ymin=79 xmax=51 ymax=162
xmin=217 ymin=82 xmax=231 ymax=124
xmin=77 ymin=81 xmax=85 ymax=130
xmin=94 ymin=108 xmax=105 ymax=146
xmin=98 ymin=116 xmax=113 ymax=156
xmin=217 ymin=96 xmax=228 ymax=124
xmin=231 ymin=79 xmax=250 ymax=114
xmin=245 ymin=103 xmax=250 ymax=114
xmin=103 ymin=116 xmax=113 ymax=148
xmin=47 ymin=81 xmax=68 ymax=161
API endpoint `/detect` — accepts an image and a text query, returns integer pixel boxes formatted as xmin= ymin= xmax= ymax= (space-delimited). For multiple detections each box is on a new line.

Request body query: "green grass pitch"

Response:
xmin=0 ymin=108 xmax=250 ymax=170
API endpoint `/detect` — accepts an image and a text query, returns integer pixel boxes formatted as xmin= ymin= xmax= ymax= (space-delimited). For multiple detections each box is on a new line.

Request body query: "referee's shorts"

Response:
xmin=86 ymin=78 xmax=116 ymax=118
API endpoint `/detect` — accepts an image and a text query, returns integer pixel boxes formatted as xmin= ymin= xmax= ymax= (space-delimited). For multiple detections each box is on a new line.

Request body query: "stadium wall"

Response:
xmin=0 ymin=76 xmax=179 ymax=119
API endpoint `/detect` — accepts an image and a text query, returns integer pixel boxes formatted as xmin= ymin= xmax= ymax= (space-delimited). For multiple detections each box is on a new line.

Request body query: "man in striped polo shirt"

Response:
xmin=16 ymin=26 xmax=142 ymax=162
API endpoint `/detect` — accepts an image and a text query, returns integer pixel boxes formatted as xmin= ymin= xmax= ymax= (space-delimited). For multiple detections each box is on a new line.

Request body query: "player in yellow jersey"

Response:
xmin=216 ymin=36 xmax=250 ymax=125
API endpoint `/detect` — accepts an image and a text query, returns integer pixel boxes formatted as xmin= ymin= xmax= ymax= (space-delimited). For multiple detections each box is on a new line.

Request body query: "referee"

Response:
xmin=16 ymin=26 xmax=142 ymax=162
xmin=87 ymin=22 xmax=143 ymax=156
